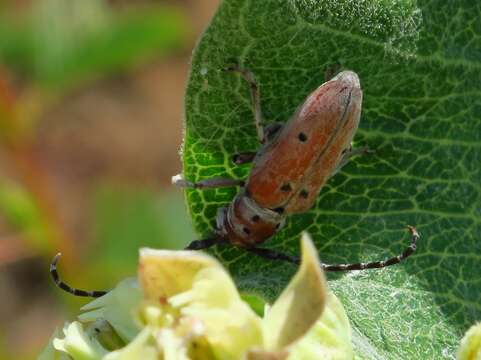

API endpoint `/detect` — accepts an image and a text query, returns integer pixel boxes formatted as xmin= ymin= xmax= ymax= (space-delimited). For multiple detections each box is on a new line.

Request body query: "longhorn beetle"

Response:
xmin=50 ymin=66 xmax=419 ymax=298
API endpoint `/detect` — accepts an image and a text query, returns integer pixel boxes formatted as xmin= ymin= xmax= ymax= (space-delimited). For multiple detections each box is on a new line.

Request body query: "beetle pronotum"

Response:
xmin=50 ymin=66 xmax=419 ymax=297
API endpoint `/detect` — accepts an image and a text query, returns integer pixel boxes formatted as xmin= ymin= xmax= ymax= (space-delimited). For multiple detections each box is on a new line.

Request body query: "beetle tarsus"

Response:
xmin=50 ymin=253 xmax=108 ymax=298
xmin=172 ymin=174 xmax=195 ymax=188
xmin=172 ymin=174 xmax=244 ymax=189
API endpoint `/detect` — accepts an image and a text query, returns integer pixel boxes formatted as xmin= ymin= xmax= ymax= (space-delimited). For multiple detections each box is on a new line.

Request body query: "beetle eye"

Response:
xmin=298 ymin=132 xmax=308 ymax=142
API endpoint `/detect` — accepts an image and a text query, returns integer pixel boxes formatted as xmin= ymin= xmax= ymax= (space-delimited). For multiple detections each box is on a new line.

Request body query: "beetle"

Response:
xmin=50 ymin=65 xmax=419 ymax=297
xmin=173 ymin=65 xmax=419 ymax=267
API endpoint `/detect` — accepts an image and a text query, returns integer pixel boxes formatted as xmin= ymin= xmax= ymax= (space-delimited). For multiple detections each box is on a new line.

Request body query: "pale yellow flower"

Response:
xmin=458 ymin=323 xmax=481 ymax=360
xmin=40 ymin=233 xmax=353 ymax=360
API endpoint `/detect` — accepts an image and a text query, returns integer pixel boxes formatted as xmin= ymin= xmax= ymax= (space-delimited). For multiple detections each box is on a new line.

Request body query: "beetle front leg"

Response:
xmin=331 ymin=145 xmax=374 ymax=177
xmin=172 ymin=174 xmax=244 ymax=189
xmin=224 ymin=64 xmax=265 ymax=144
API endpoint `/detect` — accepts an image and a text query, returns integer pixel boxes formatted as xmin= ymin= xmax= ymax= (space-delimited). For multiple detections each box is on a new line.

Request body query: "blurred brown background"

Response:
xmin=0 ymin=0 xmax=219 ymax=358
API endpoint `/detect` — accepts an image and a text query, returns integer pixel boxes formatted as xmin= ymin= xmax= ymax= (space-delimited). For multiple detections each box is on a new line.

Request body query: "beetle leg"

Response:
xmin=232 ymin=151 xmax=257 ymax=165
xmin=330 ymin=145 xmax=374 ymax=177
xmin=224 ymin=64 xmax=265 ymax=144
xmin=172 ymin=174 xmax=244 ymax=189
xmin=322 ymin=226 xmax=419 ymax=271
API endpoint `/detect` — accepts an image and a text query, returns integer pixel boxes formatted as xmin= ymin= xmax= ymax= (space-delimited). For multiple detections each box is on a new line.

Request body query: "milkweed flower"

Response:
xmin=457 ymin=323 xmax=481 ymax=360
xmin=39 ymin=233 xmax=353 ymax=360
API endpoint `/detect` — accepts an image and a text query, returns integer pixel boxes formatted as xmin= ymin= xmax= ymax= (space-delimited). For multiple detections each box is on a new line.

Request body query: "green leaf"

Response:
xmin=182 ymin=0 xmax=481 ymax=358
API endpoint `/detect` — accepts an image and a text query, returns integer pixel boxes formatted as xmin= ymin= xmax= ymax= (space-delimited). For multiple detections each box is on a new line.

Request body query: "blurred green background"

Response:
xmin=0 ymin=0 xmax=219 ymax=358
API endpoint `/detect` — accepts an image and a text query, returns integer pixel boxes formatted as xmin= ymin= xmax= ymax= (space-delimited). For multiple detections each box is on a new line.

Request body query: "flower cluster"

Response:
xmin=40 ymin=233 xmax=354 ymax=360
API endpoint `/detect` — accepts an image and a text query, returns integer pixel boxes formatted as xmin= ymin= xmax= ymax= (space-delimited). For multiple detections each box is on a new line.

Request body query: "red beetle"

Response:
xmin=173 ymin=65 xmax=418 ymax=268
xmin=51 ymin=66 xmax=419 ymax=297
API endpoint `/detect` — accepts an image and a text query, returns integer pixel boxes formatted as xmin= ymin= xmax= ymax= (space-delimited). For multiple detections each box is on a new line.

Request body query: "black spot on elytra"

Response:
xmin=243 ymin=227 xmax=251 ymax=235
xmin=251 ymin=215 xmax=260 ymax=222
xmin=299 ymin=190 xmax=309 ymax=199
xmin=298 ymin=132 xmax=308 ymax=142
xmin=280 ymin=183 xmax=292 ymax=192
